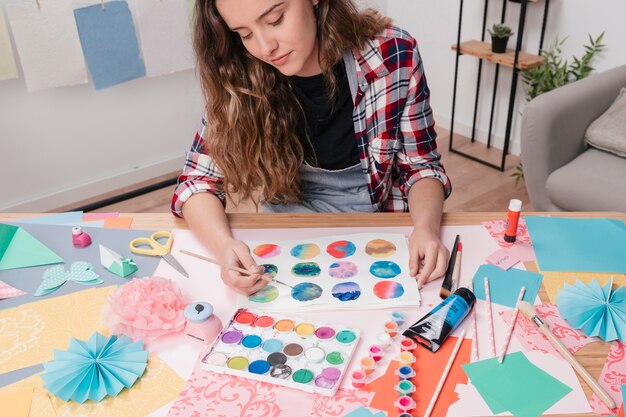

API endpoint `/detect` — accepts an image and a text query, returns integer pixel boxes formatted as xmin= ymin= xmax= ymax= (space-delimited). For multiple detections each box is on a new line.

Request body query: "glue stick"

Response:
xmin=504 ymin=199 xmax=522 ymax=243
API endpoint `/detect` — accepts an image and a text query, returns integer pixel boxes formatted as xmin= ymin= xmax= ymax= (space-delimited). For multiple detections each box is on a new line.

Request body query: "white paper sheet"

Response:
xmin=6 ymin=0 xmax=88 ymax=91
xmin=132 ymin=0 xmax=194 ymax=77
xmin=0 ymin=9 xmax=18 ymax=81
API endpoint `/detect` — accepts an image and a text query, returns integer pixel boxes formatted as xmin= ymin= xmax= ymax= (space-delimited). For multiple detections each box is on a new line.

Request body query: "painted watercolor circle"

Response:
xmin=290 ymin=243 xmax=321 ymax=259
xmin=291 ymin=262 xmax=321 ymax=277
xmin=248 ymin=285 xmax=279 ymax=303
xmin=261 ymin=264 xmax=278 ymax=278
xmin=291 ymin=282 xmax=323 ymax=302
xmin=331 ymin=282 xmax=362 ymax=302
xmin=364 ymin=239 xmax=396 ymax=258
xmin=328 ymin=261 xmax=358 ymax=278
xmin=369 ymin=261 xmax=402 ymax=279
xmin=326 ymin=240 xmax=357 ymax=258
xmin=253 ymin=244 xmax=281 ymax=258
xmin=373 ymin=281 xmax=405 ymax=299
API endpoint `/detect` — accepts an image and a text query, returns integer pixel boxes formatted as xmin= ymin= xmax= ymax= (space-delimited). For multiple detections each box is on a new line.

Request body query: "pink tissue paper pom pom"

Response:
xmin=103 ymin=276 xmax=189 ymax=342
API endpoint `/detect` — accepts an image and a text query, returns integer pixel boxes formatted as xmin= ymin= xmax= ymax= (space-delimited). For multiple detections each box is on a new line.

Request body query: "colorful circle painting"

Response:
xmin=253 ymin=244 xmax=281 ymax=258
xmin=291 ymin=262 xmax=321 ymax=277
xmin=290 ymin=243 xmax=321 ymax=259
xmin=248 ymin=285 xmax=279 ymax=303
xmin=373 ymin=281 xmax=404 ymax=299
xmin=261 ymin=264 xmax=278 ymax=278
xmin=326 ymin=240 xmax=357 ymax=258
xmin=331 ymin=282 xmax=362 ymax=301
xmin=365 ymin=239 xmax=396 ymax=258
xmin=328 ymin=261 xmax=358 ymax=278
xmin=369 ymin=261 xmax=401 ymax=279
xmin=291 ymin=282 xmax=323 ymax=302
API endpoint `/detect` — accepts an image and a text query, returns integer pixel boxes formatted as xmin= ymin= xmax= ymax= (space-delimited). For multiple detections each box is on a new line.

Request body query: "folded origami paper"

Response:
xmin=42 ymin=332 xmax=148 ymax=403
xmin=35 ymin=261 xmax=102 ymax=296
xmin=0 ymin=223 xmax=63 ymax=271
xmin=99 ymin=244 xmax=138 ymax=277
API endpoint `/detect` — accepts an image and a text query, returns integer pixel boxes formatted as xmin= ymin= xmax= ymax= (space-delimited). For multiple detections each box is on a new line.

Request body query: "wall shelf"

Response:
xmin=448 ymin=0 xmax=551 ymax=171
xmin=451 ymin=40 xmax=545 ymax=70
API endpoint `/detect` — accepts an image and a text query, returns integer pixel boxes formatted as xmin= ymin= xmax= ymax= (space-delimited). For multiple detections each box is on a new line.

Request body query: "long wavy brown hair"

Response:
xmin=194 ymin=0 xmax=390 ymax=205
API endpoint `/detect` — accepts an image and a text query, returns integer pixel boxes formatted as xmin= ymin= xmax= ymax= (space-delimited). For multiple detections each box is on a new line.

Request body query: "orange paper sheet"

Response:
xmin=0 ymin=385 xmax=33 ymax=417
xmin=83 ymin=217 xmax=133 ymax=229
xmin=363 ymin=336 xmax=471 ymax=417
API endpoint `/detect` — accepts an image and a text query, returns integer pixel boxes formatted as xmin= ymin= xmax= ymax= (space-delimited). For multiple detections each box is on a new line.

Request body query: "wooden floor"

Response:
xmin=91 ymin=128 xmax=530 ymax=214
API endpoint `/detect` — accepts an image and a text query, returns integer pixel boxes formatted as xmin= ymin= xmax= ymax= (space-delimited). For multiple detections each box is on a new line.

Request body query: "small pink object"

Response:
xmin=368 ymin=344 xmax=384 ymax=362
xmin=384 ymin=320 xmax=399 ymax=337
xmin=72 ymin=226 xmax=92 ymax=247
xmin=184 ymin=302 xmax=223 ymax=345
xmin=351 ymin=370 xmax=367 ymax=388
xmin=400 ymin=338 xmax=417 ymax=351
xmin=394 ymin=395 xmax=416 ymax=413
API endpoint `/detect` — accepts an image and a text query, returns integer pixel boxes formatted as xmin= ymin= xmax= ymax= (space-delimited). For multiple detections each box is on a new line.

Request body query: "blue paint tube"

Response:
xmin=403 ymin=287 xmax=476 ymax=353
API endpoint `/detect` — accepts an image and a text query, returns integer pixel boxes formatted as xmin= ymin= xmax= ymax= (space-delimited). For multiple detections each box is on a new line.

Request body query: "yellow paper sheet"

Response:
xmin=0 ymin=385 xmax=33 ymax=417
xmin=0 ymin=286 xmax=115 ymax=373
xmin=542 ymin=271 xmax=626 ymax=303
xmin=0 ymin=355 xmax=184 ymax=417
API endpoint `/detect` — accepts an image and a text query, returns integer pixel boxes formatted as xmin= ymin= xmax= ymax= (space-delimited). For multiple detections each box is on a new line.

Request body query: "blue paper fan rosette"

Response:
xmin=42 ymin=332 xmax=148 ymax=403
xmin=557 ymin=278 xmax=626 ymax=342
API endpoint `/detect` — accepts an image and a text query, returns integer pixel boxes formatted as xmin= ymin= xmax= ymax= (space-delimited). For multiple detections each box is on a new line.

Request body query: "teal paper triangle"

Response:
xmin=107 ymin=259 xmax=138 ymax=278
xmin=0 ymin=227 xmax=64 ymax=270
xmin=0 ymin=223 xmax=18 ymax=262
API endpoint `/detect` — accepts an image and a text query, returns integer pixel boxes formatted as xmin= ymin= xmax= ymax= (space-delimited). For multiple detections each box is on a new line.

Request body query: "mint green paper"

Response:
xmin=463 ymin=352 xmax=572 ymax=417
xmin=472 ymin=264 xmax=543 ymax=307
xmin=525 ymin=216 xmax=626 ymax=273
xmin=0 ymin=223 xmax=18 ymax=261
xmin=0 ymin=225 xmax=64 ymax=270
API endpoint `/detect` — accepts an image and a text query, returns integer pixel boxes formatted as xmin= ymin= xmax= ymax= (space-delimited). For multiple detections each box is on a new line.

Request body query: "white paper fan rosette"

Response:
xmin=42 ymin=332 xmax=148 ymax=403
xmin=557 ymin=278 xmax=626 ymax=342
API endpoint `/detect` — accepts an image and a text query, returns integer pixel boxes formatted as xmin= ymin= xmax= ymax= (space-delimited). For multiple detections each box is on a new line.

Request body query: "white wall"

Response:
xmin=0 ymin=0 xmax=204 ymax=212
xmin=387 ymin=0 xmax=626 ymax=155
xmin=2 ymin=0 xmax=624 ymax=211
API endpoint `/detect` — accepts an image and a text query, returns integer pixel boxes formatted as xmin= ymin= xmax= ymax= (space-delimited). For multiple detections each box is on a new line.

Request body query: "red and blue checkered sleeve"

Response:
xmin=171 ymin=118 xmax=226 ymax=218
xmin=396 ymin=41 xmax=451 ymax=200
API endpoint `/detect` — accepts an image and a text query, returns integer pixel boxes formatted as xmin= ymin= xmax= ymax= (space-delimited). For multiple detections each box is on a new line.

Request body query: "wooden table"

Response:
xmin=3 ymin=211 xmax=625 ymax=416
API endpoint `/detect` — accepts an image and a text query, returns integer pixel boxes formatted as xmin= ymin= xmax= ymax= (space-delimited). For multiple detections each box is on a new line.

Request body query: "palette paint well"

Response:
xmin=201 ymin=308 xmax=360 ymax=396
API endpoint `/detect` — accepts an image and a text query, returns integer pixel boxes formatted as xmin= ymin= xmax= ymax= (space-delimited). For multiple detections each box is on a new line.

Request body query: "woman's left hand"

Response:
xmin=408 ymin=227 xmax=449 ymax=287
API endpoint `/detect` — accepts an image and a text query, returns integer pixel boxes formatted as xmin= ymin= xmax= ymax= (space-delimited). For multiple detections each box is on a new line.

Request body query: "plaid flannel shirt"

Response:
xmin=172 ymin=26 xmax=450 ymax=217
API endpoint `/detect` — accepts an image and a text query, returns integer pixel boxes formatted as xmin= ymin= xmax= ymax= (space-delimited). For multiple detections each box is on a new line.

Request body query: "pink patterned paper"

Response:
xmin=589 ymin=341 xmax=626 ymax=415
xmin=499 ymin=304 xmax=597 ymax=359
xmin=482 ymin=219 xmax=536 ymax=262
xmin=0 ymin=280 xmax=26 ymax=299
xmin=486 ymin=248 xmax=520 ymax=270
xmin=167 ymin=356 xmax=373 ymax=417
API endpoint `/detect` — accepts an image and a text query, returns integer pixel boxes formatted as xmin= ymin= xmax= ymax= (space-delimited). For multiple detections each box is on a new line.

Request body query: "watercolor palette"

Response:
xmin=200 ymin=308 xmax=360 ymax=396
xmin=239 ymin=232 xmax=420 ymax=311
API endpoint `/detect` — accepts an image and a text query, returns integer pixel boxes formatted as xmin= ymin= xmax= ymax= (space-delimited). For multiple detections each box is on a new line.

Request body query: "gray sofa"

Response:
xmin=521 ymin=64 xmax=626 ymax=211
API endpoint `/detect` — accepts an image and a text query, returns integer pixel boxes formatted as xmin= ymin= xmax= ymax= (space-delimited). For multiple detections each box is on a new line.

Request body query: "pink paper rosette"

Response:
xmin=103 ymin=276 xmax=188 ymax=342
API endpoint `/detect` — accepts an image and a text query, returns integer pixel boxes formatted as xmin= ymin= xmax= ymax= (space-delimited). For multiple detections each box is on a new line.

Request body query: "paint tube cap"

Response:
xmin=508 ymin=199 xmax=522 ymax=211
xmin=453 ymin=287 xmax=476 ymax=308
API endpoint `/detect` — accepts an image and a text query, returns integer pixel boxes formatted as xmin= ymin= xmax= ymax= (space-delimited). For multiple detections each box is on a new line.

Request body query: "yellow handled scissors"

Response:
xmin=129 ymin=231 xmax=189 ymax=278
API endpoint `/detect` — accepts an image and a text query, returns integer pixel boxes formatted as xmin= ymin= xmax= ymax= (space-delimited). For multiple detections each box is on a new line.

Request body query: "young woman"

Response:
xmin=172 ymin=0 xmax=452 ymax=295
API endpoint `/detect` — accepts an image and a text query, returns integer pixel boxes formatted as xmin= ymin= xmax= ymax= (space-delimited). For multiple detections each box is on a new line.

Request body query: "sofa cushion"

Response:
xmin=546 ymin=148 xmax=626 ymax=211
xmin=585 ymin=87 xmax=626 ymax=157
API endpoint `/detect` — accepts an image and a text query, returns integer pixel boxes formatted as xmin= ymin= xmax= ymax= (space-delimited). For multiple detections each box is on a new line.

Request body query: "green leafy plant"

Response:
xmin=511 ymin=32 xmax=606 ymax=186
xmin=488 ymin=23 xmax=514 ymax=39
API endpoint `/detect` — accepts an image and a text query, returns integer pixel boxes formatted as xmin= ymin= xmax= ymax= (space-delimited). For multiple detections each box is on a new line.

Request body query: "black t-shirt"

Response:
xmin=289 ymin=63 xmax=359 ymax=170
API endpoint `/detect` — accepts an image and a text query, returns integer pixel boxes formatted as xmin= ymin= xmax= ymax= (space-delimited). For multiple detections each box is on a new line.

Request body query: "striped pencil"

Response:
xmin=498 ymin=286 xmax=526 ymax=363
xmin=484 ymin=277 xmax=496 ymax=358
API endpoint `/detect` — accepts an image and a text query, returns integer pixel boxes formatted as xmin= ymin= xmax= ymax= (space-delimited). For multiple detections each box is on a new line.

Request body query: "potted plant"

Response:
xmin=488 ymin=23 xmax=514 ymax=53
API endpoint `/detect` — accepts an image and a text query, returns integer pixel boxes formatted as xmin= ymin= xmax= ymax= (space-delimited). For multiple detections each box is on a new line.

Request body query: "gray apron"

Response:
xmin=262 ymin=163 xmax=376 ymax=213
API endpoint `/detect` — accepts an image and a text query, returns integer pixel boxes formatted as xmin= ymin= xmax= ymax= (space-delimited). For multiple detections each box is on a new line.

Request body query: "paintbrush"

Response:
xmin=440 ymin=235 xmax=460 ymax=299
xmin=180 ymin=249 xmax=294 ymax=289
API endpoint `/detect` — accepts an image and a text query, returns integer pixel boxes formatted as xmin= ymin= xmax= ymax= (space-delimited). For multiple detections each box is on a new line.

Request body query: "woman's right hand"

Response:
xmin=219 ymin=239 xmax=268 ymax=296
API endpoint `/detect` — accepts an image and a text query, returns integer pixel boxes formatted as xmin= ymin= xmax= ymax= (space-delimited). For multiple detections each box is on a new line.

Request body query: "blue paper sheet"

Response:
xmin=13 ymin=212 xmax=105 ymax=228
xmin=525 ymin=216 xmax=626 ymax=273
xmin=74 ymin=1 xmax=146 ymax=89
xmin=472 ymin=264 xmax=543 ymax=308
